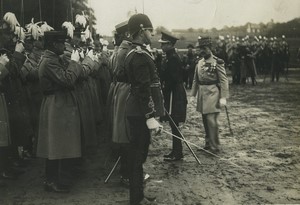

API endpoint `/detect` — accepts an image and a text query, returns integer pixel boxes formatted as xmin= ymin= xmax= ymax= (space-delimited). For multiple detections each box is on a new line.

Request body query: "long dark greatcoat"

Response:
xmin=0 ymin=63 xmax=10 ymax=147
xmin=161 ymin=48 xmax=187 ymax=123
xmin=37 ymin=50 xmax=82 ymax=160
xmin=1 ymin=51 xmax=33 ymax=146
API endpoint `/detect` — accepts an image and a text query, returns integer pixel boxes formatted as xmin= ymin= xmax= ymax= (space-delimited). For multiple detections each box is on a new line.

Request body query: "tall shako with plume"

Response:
xmin=25 ymin=18 xmax=43 ymax=40
xmin=62 ymin=22 xmax=75 ymax=39
xmin=75 ymin=11 xmax=93 ymax=43
xmin=3 ymin=12 xmax=25 ymax=42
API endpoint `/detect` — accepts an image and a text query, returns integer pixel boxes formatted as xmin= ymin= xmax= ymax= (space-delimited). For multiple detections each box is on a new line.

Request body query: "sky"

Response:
xmin=90 ymin=0 xmax=300 ymax=36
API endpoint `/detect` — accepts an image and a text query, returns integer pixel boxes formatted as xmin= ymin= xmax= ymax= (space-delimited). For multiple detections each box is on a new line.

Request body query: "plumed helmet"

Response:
xmin=128 ymin=13 xmax=153 ymax=35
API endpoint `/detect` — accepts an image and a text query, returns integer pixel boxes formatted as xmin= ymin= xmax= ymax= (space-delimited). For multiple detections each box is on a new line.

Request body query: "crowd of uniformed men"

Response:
xmin=181 ymin=34 xmax=290 ymax=88
xmin=0 ymin=11 xmax=290 ymax=205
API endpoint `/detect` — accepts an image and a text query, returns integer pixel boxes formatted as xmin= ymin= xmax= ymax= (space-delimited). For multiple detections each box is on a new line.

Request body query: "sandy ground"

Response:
xmin=1 ymin=69 xmax=300 ymax=205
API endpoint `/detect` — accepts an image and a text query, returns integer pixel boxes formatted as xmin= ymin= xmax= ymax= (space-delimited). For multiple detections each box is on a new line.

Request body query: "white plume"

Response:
xmin=40 ymin=22 xmax=54 ymax=35
xmin=25 ymin=18 xmax=42 ymax=40
xmin=75 ymin=12 xmax=87 ymax=28
xmin=102 ymin=40 xmax=109 ymax=46
xmin=62 ymin=21 xmax=75 ymax=38
xmin=3 ymin=12 xmax=20 ymax=30
xmin=14 ymin=26 xmax=26 ymax=41
xmin=83 ymin=26 xmax=93 ymax=43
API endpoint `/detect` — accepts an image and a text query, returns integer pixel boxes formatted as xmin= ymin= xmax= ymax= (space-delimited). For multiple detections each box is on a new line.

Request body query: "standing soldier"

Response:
xmin=110 ymin=21 xmax=132 ymax=186
xmin=159 ymin=31 xmax=187 ymax=161
xmin=124 ymin=13 xmax=164 ymax=205
xmin=280 ymin=35 xmax=290 ymax=75
xmin=0 ymin=47 xmax=14 ymax=181
xmin=37 ymin=31 xmax=82 ymax=193
xmin=190 ymin=37 xmax=229 ymax=153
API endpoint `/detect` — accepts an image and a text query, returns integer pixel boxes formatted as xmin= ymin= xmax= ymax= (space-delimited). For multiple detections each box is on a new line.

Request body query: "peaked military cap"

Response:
xmin=158 ymin=31 xmax=179 ymax=44
xmin=115 ymin=20 xmax=128 ymax=34
xmin=197 ymin=36 xmax=212 ymax=48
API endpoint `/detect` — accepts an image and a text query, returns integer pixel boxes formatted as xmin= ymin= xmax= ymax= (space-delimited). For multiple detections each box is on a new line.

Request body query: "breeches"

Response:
xmin=127 ymin=117 xmax=151 ymax=205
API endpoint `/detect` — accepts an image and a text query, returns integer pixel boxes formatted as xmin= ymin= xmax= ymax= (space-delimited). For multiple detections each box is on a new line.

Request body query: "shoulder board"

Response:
xmin=132 ymin=46 xmax=154 ymax=60
xmin=213 ymin=56 xmax=224 ymax=64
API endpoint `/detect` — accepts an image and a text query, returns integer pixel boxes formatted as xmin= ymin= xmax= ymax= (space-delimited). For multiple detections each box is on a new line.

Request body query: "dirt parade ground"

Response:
xmin=1 ymin=69 xmax=300 ymax=205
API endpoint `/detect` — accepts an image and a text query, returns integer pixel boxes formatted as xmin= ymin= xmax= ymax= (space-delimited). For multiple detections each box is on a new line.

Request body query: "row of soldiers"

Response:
xmin=215 ymin=34 xmax=290 ymax=84
xmin=0 ymin=12 xmax=230 ymax=205
xmin=178 ymin=34 xmax=290 ymax=87
xmin=0 ymin=12 xmax=112 ymax=190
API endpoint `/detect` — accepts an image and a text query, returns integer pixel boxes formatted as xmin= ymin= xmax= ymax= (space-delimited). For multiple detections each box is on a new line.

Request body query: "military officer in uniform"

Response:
xmin=37 ymin=31 xmax=82 ymax=193
xmin=190 ymin=37 xmax=229 ymax=153
xmin=159 ymin=31 xmax=187 ymax=161
xmin=124 ymin=13 xmax=164 ymax=205
xmin=109 ymin=20 xmax=132 ymax=186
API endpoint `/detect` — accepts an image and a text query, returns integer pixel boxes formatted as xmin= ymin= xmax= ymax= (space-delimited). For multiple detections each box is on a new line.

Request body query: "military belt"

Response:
xmin=199 ymin=80 xmax=219 ymax=85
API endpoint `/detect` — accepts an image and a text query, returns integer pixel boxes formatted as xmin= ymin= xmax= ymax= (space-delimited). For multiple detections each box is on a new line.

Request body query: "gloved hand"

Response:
xmin=79 ymin=50 xmax=85 ymax=59
xmin=146 ymin=117 xmax=163 ymax=133
xmin=93 ymin=54 xmax=99 ymax=62
xmin=0 ymin=54 xmax=9 ymax=66
xmin=219 ymin=98 xmax=227 ymax=106
xmin=15 ymin=42 xmax=25 ymax=53
xmin=71 ymin=50 xmax=80 ymax=62
xmin=189 ymin=96 xmax=196 ymax=103
xmin=87 ymin=49 xmax=94 ymax=60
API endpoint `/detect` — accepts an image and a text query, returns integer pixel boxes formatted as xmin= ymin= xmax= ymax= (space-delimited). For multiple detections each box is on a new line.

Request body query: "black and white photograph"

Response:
xmin=0 ymin=0 xmax=300 ymax=204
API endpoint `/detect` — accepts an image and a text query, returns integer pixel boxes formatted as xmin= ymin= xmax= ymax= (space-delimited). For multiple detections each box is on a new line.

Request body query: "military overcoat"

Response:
xmin=37 ymin=50 xmax=82 ymax=160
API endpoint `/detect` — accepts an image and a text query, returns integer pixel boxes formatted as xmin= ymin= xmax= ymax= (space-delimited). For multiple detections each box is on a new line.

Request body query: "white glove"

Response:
xmin=15 ymin=42 xmax=25 ymax=53
xmin=87 ymin=49 xmax=94 ymax=60
xmin=71 ymin=50 xmax=80 ymax=62
xmin=93 ymin=54 xmax=99 ymax=62
xmin=219 ymin=98 xmax=227 ymax=106
xmin=79 ymin=50 xmax=85 ymax=59
xmin=146 ymin=117 xmax=162 ymax=132
xmin=189 ymin=96 xmax=196 ymax=103
xmin=0 ymin=54 xmax=9 ymax=66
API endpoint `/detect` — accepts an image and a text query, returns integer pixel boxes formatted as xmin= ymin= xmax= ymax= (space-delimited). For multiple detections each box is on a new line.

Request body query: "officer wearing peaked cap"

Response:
xmin=191 ymin=36 xmax=229 ymax=153
xmin=107 ymin=20 xmax=132 ymax=187
xmin=159 ymin=31 xmax=187 ymax=162
xmin=124 ymin=13 xmax=164 ymax=205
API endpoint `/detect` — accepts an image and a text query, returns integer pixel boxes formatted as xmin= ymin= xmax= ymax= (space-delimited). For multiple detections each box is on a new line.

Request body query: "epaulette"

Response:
xmin=132 ymin=46 xmax=154 ymax=60
xmin=134 ymin=46 xmax=144 ymax=54
xmin=213 ymin=56 xmax=224 ymax=64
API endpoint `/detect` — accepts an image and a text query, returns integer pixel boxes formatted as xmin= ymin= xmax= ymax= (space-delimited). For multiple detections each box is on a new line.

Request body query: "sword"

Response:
xmin=164 ymin=108 xmax=201 ymax=165
xmin=161 ymin=129 xmax=246 ymax=171
xmin=104 ymin=156 xmax=121 ymax=184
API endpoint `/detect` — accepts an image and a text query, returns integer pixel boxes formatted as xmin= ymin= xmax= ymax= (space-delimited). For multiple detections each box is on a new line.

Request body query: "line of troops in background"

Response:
xmin=176 ymin=34 xmax=290 ymax=88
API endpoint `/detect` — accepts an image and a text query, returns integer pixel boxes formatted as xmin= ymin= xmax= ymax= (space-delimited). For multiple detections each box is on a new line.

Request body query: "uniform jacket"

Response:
xmin=0 ymin=63 xmax=10 ymax=147
xmin=161 ymin=48 xmax=187 ymax=122
xmin=20 ymin=47 xmax=44 ymax=133
xmin=111 ymin=40 xmax=132 ymax=144
xmin=62 ymin=45 xmax=98 ymax=149
xmin=125 ymin=43 xmax=164 ymax=119
xmin=37 ymin=50 xmax=82 ymax=160
xmin=0 ymin=51 xmax=33 ymax=145
xmin=191 ymin=54 xmax=229 ymax=114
